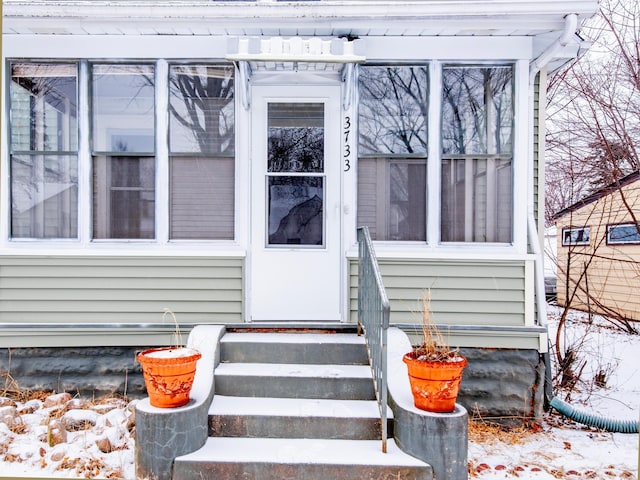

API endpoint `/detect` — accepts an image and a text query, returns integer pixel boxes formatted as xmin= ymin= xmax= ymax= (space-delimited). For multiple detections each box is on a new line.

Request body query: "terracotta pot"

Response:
xmin=137 ymin=347 xmax=202 ymax=408
xmin=402 ymin=351 xmax=467 ymax=413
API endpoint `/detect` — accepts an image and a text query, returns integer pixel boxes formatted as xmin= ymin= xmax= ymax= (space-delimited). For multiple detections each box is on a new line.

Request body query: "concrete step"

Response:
xmin=214 ymin=361 xmax=376 ymax=400
xmin=173 ymin=437 xmax=433 ymax=480
xmin=209 ymin=395 xmax=392 ymax=440
xmin=220 ymin=331 xmax=369 ymax=365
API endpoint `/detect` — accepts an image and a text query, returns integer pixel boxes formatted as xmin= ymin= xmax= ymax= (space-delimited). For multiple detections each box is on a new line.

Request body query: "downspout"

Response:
xmin=528 ymin=13 xmax=577 ymax=407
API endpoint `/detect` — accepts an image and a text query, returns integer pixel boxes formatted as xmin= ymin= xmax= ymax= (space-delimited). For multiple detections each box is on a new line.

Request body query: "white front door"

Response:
xmin=249 ymin=84 xmax=342 ymax=322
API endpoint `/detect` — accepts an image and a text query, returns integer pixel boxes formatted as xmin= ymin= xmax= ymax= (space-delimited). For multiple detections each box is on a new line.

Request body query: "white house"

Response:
xmin=1 ymin=0 xmax=597 ymax=421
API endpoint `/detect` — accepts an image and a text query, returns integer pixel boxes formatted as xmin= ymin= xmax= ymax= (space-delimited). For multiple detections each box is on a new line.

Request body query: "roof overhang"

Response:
xmin=4 ymin=1 xmax=599 ymax=44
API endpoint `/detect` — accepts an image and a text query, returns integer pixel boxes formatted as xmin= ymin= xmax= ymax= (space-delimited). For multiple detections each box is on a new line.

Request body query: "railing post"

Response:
xmin=357 ymin=226 xmax=390 ymax=453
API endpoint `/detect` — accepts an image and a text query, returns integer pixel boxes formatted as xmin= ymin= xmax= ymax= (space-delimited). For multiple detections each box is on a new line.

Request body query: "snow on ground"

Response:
xmin=0 ymin=392 xmax=135 ymax=478
xmin=0 ymin=305 xmax=637 ymax=479
xmin=469 ymin=305 xmax=639 ymax=479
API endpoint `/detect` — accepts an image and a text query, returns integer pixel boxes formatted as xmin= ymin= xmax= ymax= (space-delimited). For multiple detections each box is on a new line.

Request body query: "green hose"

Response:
xmin=550 ymin=397 xmax=638 ymax=433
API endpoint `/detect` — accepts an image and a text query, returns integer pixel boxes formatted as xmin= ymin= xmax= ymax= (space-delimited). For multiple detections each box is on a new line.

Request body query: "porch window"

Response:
xmin=9 ymin=63 xmax=78 ymax=239
xmin=441 ymin=65 xmax=514 ymax=243
xmin=168 ymin=65 xmax=235 ymax=240
xmin=91 ymin=65 xmax=155 ymax=239
xmin=357 ymin=66 xmax=428 ymax=241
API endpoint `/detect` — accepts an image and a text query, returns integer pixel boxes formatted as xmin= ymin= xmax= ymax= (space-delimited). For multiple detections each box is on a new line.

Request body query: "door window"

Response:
xmin=266 ymin=102 xmax=325 ymax=246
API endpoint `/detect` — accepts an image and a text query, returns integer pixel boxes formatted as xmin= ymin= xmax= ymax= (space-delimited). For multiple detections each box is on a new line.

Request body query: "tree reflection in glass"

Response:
xmin=267 ymin=103 xmax=325 ymax=246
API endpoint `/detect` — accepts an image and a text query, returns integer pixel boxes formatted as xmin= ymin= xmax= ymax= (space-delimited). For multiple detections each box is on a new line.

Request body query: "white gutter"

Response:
xmin=527 ymin=13 xmax=578 ymax=327
xmin=529 ymin=13 xmax=578 ymax=84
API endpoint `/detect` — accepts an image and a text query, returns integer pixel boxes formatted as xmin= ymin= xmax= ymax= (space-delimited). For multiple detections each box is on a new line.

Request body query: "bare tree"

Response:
xmin=546 ymin=0 xmax=640 ymax=226
xmin=546 ymin=0 xmax=640 ymax=397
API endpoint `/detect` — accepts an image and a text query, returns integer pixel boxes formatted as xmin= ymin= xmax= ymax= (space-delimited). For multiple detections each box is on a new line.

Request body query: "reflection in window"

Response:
xmin=357 ymin=66 xmax=428 ymax=241
xmin=169 ymin=65 xmax=234 ymax=155
xmin=92 ymin=65 xmax=155 ymax=240
xmin=442 ymin=66 xmax=513 ymax=155
xmin=562 ymin=227 xmax=590 ymax=246
xmin=268 ymin=103 xmax=324 ymax=173
xmin=269 ymin=177 xmax=324 ymax=245
xmin=359 ymin=66 xmax=428 ymax=155
xmin=10 ymin=63 xmax=78 ymax=239
xmin=606 ymin=223 xmax=640 ymax=245
xmin=441 ymin=65 xmax=514 ymax=243
xmin=169 ymin=64 xmax=235 ymax=240
xmin=267 ymin=103 xmax=325 ymax=246
xmin=92 ymin=65 xmax=155 ymax=153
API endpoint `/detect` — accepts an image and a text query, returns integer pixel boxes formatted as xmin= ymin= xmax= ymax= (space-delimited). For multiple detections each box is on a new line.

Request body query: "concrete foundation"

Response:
xmin=0 ymin=328 xmax=546 ymax=426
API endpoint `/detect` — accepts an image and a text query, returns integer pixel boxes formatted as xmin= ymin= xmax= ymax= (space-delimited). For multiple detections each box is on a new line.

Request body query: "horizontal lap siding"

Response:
xmin=556 ymin=179 xmax=640 ymax=321
xmin=0 ymin=256 xmax=243 ymax=324
xmin=349 ymin=258 xmax=526 ymax=326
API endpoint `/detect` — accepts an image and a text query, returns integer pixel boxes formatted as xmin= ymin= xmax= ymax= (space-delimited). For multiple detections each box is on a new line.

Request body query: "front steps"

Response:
xmin=173 ymin=328 xmax=432 ymax=480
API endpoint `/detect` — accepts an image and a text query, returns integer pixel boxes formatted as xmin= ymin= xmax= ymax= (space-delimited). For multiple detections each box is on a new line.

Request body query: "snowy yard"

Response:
xmin=0 ymin=305 xmax=638 ymax=479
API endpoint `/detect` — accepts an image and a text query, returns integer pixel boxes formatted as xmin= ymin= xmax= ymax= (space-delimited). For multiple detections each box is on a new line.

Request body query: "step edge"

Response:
xmin=175 ymin=437 xmax=429 ymax=468
xmin=215 ymin=362 xmax=373 ymax=379
xmin=209 ymin=395 xmax=389 ymax=418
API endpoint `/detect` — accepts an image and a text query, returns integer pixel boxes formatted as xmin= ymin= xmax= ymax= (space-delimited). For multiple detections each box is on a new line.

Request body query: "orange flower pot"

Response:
xmin=402 ymin=351 xmax=467 ymax=413
xmin=137 ymin=347 xmax=202 ymax=408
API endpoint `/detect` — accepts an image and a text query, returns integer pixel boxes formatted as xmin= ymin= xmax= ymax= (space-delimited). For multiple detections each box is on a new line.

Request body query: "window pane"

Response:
xmin=359 ymin=66 xmax=428 ymax=155
xmin=357 ymin=66 xmax=428 ymax=242
xmin=357 ymin=158 xmax=426 ymax=241
xmin=441 ymin=158 xmax=512 ymax=242
xmin=268 ymin=176 xmax=323 ymax=246
xmin=607 ymin=224 xmax=640 ymax=244
xmin=93 ymin=156 xmax=155 ymax=239
xmin=169 ymin=65 xmax=234 ymax=154
xmin=442 ymin=66 xmax=513 ymax=155
xmin=10 ymin=154 xmax=78 ymax=238
xmin=10 ymin=63 xmax=78 ymax=152
xmin=92 ymin=65 xmax=155 ymax=153
xmin=268 ymin=103 xmax=324 ymax=173
xmin=561 ymin=227 xmax=591 ymax=246
xmin=170 ymin=157 xmax=234 ymax=240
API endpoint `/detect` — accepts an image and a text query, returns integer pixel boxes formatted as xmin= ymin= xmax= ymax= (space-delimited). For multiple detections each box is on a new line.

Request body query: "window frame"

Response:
xmin=8 ymin=61 xmax=80 ymax=241
xmin=606 ymin=222 xmax=640 ymax=245
xmin=356 ymin=63 xmax=429 ymax=242
xmin=439 ymin=63 xmax=515 ymax=245
xmin=90 ymin=62 xmax=157 ymax=241
xmin=4 ymin=58 xmax=238 ymax=247
xmin=167 ymin=62 xmax=236 ymax=241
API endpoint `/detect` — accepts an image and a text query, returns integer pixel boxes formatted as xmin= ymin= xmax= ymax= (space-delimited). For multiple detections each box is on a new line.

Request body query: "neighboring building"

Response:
xmin=1 ymin=1 xmax=597 ymax=420
xmin=554 ymin=171 xmax=640 ymax=322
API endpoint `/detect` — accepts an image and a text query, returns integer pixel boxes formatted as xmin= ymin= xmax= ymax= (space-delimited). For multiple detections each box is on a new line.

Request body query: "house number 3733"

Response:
xmin=344 ymin=116 xmax=352 ymax=172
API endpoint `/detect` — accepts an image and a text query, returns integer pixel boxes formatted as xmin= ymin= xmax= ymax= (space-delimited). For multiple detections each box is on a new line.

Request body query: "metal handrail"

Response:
xmin=357 ymin=226 xmax=390 ymax=453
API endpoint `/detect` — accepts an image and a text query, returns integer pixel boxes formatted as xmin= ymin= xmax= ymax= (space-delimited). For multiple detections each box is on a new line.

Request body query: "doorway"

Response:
xmin=249 ymin=84 xmax=343 ymax=321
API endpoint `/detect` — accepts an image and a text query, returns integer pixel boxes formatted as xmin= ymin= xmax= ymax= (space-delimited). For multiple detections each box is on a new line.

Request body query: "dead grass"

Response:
xmin=468 ymin=419 xmax=534 ymax=446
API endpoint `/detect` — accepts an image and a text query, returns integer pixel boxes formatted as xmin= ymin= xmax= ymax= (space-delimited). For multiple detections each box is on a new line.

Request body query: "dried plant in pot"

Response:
xmin=403 ymin=291 xmax=467 ymax=413
xmin=136 ymin=308 xmax=201 ymax=408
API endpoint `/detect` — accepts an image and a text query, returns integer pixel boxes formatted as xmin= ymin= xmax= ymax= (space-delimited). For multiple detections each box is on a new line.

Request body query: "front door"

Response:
xmin=249 ymin=84 xmax=342 ymax=321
